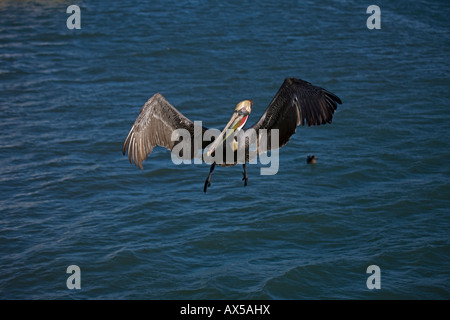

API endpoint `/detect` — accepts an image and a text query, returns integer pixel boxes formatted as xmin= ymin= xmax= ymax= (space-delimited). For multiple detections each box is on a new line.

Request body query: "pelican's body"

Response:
xmin=123 ymin=77 xmax=342 ymax=192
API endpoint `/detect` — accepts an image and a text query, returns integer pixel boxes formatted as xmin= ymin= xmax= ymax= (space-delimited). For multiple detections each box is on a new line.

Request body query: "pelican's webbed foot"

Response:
xmin=242 ymin=163 xmax=248 ymax=187
xmin=204 ymin=163 xmax=216 ymax=193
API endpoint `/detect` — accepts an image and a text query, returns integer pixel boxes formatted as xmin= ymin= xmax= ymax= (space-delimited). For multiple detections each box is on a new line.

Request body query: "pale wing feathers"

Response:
xmin=123 ymin=93 xmax=201 ymax=169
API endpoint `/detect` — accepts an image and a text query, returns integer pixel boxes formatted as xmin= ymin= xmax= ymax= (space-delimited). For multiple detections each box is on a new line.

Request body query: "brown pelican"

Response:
xmin=123 ymin=77 xmax=341 ymax=192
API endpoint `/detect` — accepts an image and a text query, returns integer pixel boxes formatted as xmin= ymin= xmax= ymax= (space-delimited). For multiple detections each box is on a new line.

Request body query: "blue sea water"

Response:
xmin=0 ymin=0 xmax=449 ymax=299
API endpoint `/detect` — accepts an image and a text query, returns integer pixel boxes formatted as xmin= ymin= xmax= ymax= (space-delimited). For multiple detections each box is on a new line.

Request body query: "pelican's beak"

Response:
xmin=206 ymin=100 xmax=252 ymax=157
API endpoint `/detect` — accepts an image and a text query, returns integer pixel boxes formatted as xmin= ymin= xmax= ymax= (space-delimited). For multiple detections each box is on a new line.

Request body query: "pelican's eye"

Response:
xmin=238 ymin=109 xmax=249 ymax=116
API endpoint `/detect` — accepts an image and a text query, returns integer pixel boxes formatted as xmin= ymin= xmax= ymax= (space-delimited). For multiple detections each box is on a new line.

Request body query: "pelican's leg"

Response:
xmin=204 ymin=162 xmax=216 ymax=193
xmin=242 ymin=163 xmax=248 ymax=186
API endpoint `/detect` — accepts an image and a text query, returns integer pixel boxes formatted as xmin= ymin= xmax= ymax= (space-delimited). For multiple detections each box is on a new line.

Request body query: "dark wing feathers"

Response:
xmin=249 ymin=77 xmax=341 ymax=153
xmin=122 ymin=93 xmax=208 ymax=169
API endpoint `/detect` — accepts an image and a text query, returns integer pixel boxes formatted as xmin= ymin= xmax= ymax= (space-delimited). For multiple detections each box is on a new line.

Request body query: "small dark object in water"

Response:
xmin=307 ymin=155 xmax=317 ymax=164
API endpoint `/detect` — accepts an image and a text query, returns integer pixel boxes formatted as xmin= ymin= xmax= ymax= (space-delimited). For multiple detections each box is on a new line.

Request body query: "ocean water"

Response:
xmin=0 ymin=0 xmax=449 ymax=300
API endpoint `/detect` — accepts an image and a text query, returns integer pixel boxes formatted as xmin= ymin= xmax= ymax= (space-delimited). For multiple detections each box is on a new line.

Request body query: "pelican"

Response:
xmin=123 ymin=77 xmax=341 ymax=192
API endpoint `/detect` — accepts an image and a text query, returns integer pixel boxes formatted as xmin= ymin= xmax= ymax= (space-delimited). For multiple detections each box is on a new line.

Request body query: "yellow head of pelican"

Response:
xmin=206 ymin=99 xmax=253 ymax=157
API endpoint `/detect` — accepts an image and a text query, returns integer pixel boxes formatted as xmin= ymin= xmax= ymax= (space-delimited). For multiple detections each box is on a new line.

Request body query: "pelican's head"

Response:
xmin=206 ymin=100 xmax=253 ymax=157
xmin=234 ymin=99 xmax=253 ymax=116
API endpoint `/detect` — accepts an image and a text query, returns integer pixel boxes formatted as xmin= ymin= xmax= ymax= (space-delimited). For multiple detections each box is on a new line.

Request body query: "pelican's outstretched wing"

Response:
xmin=122 ymin=93 xmax=209 ymax=169
xmin=249 ymin=77 xmax=341 ymax=153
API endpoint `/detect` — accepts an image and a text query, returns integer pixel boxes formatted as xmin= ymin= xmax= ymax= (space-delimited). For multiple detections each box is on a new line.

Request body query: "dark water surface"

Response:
xmin=1 ymin=0 xmax=449 ymax=299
